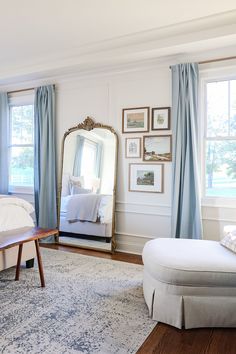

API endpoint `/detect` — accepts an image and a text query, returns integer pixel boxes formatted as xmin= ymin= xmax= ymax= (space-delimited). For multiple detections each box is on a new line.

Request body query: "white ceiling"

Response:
xmin=0 ymin=0 xmax=236 ymax=83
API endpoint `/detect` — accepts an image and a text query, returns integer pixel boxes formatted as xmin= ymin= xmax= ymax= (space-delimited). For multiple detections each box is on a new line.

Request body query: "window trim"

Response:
xmin=8 ymin=94 xmax=34 ymax=195
xmin=201 ymin=72 xmax=236 ymax=207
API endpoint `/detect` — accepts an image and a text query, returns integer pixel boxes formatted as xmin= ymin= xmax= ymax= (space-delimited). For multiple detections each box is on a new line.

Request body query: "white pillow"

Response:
xmin=68 ymin=176 xmax=84 ymax=194
xmin=70 ymin=186 xmax=92 ymax=195
xmin=221 ymin=232 xmax=236 ymax=254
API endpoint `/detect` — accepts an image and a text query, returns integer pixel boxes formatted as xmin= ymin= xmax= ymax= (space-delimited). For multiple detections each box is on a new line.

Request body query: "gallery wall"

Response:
xmin=55 ymin=66 xmax=172 ymax=253
xmin=2 ymin=58 xmax=236 ymax=254
xmin=56 ymin=62 xmax=236 ymax=253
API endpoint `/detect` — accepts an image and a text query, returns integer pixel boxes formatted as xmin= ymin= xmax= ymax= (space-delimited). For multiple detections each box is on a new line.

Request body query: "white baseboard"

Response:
xmin=115 ymin=232 xmax=154 ymax=255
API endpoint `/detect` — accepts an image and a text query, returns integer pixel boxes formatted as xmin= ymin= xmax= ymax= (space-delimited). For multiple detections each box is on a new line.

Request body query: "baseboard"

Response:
xmin=115 ymin=233 xmax=153 ymax=255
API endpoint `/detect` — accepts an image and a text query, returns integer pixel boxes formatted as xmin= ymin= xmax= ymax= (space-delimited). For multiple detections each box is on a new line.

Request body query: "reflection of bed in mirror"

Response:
xmin=58 ymin=117 xmax=117 ymax=252
xmin=60 ymin=174 xmax=113 ymax=240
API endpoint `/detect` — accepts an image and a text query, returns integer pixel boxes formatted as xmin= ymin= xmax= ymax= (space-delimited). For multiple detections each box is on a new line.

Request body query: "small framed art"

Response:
xmin=143 ymin=135 xmax=172 ymax=162
xmin=125 ymin=137 xmax=141 ymax=158
xmin=152 ymin=107 xmax=170 ymax=130
xmin=129 ymin=163 xmax=164 ymax=193
xmin=122 ymin=107 xmax=149 ymax=133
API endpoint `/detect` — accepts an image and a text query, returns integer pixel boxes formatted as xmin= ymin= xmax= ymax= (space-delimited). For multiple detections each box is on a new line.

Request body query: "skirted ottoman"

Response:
xmin=142 ymin=238 xmax=236 ymax=329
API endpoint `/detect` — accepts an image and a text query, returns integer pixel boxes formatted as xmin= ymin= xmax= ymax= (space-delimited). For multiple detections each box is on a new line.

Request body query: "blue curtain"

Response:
xmin=73 ymin=135 xmax=85 ymax=177
xmin=0 ymin=93 xmax=9 ymax=194
xmin=34 ymin=85 xmax=57 ymax=241
xmin=171 ymin=63 xmax=202 ymax=239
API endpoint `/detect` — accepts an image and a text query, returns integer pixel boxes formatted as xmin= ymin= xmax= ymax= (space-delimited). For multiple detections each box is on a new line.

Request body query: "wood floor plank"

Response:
xmin=137 ymin=324 xmax=214 ymax=354
xmin=205 ymin=328 xmax=236 ymax=354
xmin=40 ymin=243 xmax=143 ymax=264
xmin=40 ymin=244 xmax=236 ymax=354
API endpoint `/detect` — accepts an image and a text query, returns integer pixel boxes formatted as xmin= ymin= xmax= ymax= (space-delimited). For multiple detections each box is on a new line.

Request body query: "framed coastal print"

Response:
xmin=125 ymin=137 xmax=141 ymax=158
xmin=129 ymin=163 xmax=163 ymax=193
xmin=143 ymin=135 xmax=172 ymax=162
xmin=122 ymin=107 xmax=149 ymax=133
xmin=152 ymin=107 xmax=170 ymax=130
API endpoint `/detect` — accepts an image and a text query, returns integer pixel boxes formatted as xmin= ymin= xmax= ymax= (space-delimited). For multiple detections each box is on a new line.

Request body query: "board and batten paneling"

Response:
xmin=55 ymin=65 xmax=236 ymax=254
xmin=56 ymin=67 xmax=172 ymax=254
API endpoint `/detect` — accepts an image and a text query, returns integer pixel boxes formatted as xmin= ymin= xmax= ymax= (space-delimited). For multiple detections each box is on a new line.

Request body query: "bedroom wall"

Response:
xmin=56 ymin=66 xmax=172 ymax=254
xmin=2 ymin=57 xmax=236 ymax=254
xmin=55 ymin=61 xmax=236 ymax=254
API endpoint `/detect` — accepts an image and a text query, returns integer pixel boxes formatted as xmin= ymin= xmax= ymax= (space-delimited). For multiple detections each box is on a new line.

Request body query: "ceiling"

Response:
xmin=0 ymin=0 xmax=236 ymax=83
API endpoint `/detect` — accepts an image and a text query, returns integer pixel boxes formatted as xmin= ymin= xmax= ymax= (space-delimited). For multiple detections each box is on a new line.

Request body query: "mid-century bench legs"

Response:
xmin=15 ymin=244 xmax=23 ymax=281
xmin=15 ymin=240 xmax=45 ymax=287
xmin=34 ymin=239 xmax=45 ymax=287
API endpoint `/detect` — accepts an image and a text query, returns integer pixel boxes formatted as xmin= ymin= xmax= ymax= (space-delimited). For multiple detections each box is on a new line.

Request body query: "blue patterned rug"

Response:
xmin=0 ymin=248 xmax=155 ymax=353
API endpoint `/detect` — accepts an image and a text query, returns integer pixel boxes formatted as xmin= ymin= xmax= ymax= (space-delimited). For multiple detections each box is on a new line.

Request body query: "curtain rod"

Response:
xmin=198 ymin=55 xmax=236 ymax=65
xmin=169 ymin=55 xmax=236 ymax=69
xmin=7 ymin=87 xmax=35 ymax=94
xmin=7 ymin=84 xmax=55 ymax=95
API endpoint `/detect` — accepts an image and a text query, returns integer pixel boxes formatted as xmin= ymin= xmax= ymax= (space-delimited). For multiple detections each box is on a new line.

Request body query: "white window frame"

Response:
xmin=8 ymin=91 xmax=34 ymax=195
xmin=200 ymin=68 xmax=236 ymax=208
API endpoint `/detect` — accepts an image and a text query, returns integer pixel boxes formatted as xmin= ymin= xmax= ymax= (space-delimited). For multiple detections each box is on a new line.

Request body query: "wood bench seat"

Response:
xmin=0 ymin=227 xmax=58 ymax=287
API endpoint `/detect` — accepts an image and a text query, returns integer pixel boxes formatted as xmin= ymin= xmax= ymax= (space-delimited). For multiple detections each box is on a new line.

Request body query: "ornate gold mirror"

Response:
xmin=57 ymin=117 xmax=118 ymax=252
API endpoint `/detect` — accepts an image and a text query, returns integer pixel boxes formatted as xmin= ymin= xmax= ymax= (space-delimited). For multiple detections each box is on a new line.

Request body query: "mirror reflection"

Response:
xmin=59 ymin=119 xmax=117 ymax=252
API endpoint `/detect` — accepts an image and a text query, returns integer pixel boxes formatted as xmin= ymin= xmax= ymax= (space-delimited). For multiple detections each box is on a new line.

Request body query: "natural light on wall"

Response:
xmin=205 ymin=79 xmax=236 ymax=198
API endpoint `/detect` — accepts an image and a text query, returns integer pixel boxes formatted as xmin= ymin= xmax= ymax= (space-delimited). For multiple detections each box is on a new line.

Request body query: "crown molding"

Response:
xmin=0 ymin=10 xmax=236 ymax=85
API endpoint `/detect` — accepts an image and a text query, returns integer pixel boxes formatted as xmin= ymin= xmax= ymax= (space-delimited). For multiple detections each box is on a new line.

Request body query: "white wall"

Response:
xmin=56 ymin=66 xmax=172 ymax=254
xmin=3 ymin=56 xmax=236 ymax=254
xmin=55 ymin=61 xmax=236 ymax=254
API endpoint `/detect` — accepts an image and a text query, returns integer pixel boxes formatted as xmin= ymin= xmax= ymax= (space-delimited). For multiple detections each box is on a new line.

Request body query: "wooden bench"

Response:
xmin=0 ymin=227 xmax=58 ymax=287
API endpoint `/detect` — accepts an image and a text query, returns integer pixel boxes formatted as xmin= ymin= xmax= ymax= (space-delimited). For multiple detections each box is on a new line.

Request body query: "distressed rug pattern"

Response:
xmin=0 ymin=248 xmax=155 ymax=354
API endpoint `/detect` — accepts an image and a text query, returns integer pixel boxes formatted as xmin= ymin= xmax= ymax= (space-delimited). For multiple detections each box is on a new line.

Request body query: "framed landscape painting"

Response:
xmin=129 ymin=163 xmax=163 ymax=193
xmin=143 ymin=135 xmax=172 ymax=162
xmin=125 ymin=137 xmax=141 ymax=158
xmin=152 ymin=107 xmax=170 ymax=130
xmin=122 ymin=107 xmax=149 ymax=133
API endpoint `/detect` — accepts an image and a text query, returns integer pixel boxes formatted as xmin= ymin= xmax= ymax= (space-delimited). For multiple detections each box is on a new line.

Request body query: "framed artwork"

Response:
xmin=143 ymin=135 xmax=172 ymax=162
xmin=122 ymin=107 xmax=149 ymax=133
xmin=129 ymin=163 xmax=164 ymax=193
xmin=152 ymin=107 xmax=170 ymax=130
xmin=125 ymin=137 xmax=141 ymax=158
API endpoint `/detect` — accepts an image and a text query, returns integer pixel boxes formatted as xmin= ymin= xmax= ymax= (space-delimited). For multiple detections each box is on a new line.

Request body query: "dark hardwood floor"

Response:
xmin=41 ymin=243 xmax=236 ymax=354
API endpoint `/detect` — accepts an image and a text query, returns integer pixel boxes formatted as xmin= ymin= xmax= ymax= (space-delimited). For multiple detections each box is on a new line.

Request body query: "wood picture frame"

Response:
xmin=152 ymin=107 xmax=171 ymax=130
xmin=129 ymin=163 xmax=164 ymax=193
xmin=122 ymin=107 xmax=149 ymax=133
xmin=143 ymin=135 xmax=172 ymax=162
xmin=125 ymin=137 xmax=141 ymax=158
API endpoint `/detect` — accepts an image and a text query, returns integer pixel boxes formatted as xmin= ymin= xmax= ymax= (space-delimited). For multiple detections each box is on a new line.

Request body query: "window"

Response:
xmin=8 ymin=104 xmax=34 ymax=193
xmin=204 ymin=78 xmax=236 ymax=199
xmin=80 ymin=139 xmax=98 ymax=188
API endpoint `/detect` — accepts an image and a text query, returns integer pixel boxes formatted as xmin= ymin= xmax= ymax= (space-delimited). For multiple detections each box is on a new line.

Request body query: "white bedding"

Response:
xmin=61 ymin=194 xmax=113 ymax=224
xmin=0 ymin=196 xmax=34 ymax=232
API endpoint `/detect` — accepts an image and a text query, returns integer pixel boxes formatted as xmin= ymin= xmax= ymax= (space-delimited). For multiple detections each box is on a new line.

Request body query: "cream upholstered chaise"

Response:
xmin=142 ymin=237 xmax=236 ymax=329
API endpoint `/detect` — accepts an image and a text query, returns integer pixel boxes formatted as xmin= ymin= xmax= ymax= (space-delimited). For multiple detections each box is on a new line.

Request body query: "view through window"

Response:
xmin=9 ymin=105 xmax=34 ymax=192
xmin=205 ymin=79 xmax=236 ymax=197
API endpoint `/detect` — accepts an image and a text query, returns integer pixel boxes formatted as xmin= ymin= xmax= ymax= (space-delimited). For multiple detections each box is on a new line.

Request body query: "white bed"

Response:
xmin=59 ymin=193 xmax=113 ymax=238
xmin=0 ymin=195 xmax=36 ymax=271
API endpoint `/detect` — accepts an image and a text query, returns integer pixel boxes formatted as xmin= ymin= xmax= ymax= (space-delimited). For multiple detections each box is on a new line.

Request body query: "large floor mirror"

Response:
xmin=58 ymin=117 xmax=118 ymax=252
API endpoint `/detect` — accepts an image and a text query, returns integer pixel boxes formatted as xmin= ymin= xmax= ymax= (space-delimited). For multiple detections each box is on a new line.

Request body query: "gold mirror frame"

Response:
xmin=56 ymin=117 xmax=118 ymax=253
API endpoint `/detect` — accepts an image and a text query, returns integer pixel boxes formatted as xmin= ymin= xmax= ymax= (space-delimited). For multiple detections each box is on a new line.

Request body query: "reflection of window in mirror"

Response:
xmin=73 ymin=137 xmax=102 ymax=193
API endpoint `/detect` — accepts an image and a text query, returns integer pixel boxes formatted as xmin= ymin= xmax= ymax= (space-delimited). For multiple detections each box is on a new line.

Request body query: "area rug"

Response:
xmin=0 ymin=248 xmax=156 ymax=354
